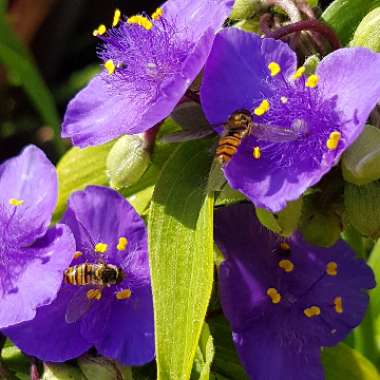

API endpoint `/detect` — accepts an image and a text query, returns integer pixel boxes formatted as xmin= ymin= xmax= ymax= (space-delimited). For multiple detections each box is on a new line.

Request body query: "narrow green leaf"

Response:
xmin=322 ymin=344 xmax=380 ymax=380
xmin=369 ymin=239 xmax=380 ymax=316
xmin=0 ymin=12 xmax=64 ymax=153
xmin=149 ymin=139 xmax=215 ymax=380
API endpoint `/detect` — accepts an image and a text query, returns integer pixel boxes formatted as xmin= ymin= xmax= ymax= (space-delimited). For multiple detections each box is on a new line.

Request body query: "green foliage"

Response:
xmin=230 ymin=0 xmax=261 ymax=20
xmin=77 ymin=356 xmax=132 ymax=380
xmin=149 ymin=139 xmax=215 ymax=380
xmin=42 ymin=364 xmax=86 ymax=380
xmin=351 ymin=7 xmax=380 ymax=51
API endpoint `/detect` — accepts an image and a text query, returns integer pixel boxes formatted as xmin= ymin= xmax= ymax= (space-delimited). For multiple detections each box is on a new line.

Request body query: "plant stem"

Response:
xmin=265 ymin=0 xmax=302 ymax=23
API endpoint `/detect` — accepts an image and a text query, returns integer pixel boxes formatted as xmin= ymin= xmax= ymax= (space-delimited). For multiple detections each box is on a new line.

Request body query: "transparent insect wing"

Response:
xmin=65 ymin=287 xmax=95 ymax=324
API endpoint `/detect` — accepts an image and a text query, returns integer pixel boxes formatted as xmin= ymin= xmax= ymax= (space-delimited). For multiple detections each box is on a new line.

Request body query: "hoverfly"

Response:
xmin=216 ymin=109 xmax=309 ymax=165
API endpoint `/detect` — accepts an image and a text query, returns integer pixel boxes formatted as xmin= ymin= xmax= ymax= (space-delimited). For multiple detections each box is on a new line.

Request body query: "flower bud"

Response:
xmin=304 ymin=54 xmax=320 ymax=75
xmin=351 ymin=7 xmax=380 ymax=51
xmin=42 ymin=363 xmax=85 ymax=379
xmin=230 ymin=0 xmax=261 ymax=20
xmin=342 ymin=125 xmax=380 ymax=185
xmin=106 ymin=135 xmax=151 ymax=190
xmin=78 ymin=355 xmax=129 ymax=380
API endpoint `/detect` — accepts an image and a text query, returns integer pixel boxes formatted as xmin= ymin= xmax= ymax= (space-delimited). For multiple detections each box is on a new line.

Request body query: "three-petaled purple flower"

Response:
xmin=215 ymin=203 xmax=375 ymax=380
xmin=0 ymin=145 xmax=75 ymax=329
xmin=62 ymin=0 xmax=233 ymax=147
xmin=4 ymin=186 xmax=154 ymax=365
xmin=201 ymin=28 xmax=380 ymax=212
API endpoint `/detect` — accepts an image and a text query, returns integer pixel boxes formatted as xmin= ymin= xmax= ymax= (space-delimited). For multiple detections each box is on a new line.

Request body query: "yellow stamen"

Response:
xmin=280 ymin=242 xmax=290 ymax=250
xmin=128 ymin=15 xmax=153 ymax=30
xmin=278 ymin=259 xmax=294 ymax=273
xmin=253 ymin=146 xmax=261 ymax=160
xmin=305 ymin=74 xmax=319 ymax=88
xmin=254 ymin=99 xmax=270 ymax=116
xmin=104 ymin=59 xmax=116 ymax=75
xmin=280 ymin=96 xmax=288 ymax=104
xmin=93 ymin=24 xmax=107 ymax=37
xmin=9 ymin=198 xmax=24 ymax=206
xmin=87 ymin=289 xmax=102 ymax=300
xmin=326 ymin=131 xmax=341 ymax=151
xmin=304 ymin=306 xmax=321 ymax=318
xmin=117 ymin=236 xmax=128 ymax=251
xmin=266 ymin=288 xmax=282 ymax=304
xmin=73 ymin=251 xmax=83 ymax=259
xmin=112 ymin=9 xmax=122 ymax=27
xmin=116 ymin=288 xmax=132 ymax=300
xmin=291 ymin=66 xmax=305 ymax=80
xmin=152 ymin=7 xmax=163 ymax=20
xmin=326 ymin=261 xmax=338 ymax=276
xmin=268 ymin=61 xmax=281 ymax=77
xmin=334 ymin=296 xmax=343 ymax=314
xmin=95 ymin=243 xmax=108 ymax=253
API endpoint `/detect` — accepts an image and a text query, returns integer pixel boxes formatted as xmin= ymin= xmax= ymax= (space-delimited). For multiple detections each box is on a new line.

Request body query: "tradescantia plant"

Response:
xmin=3 ymin=0 xmax=380 ymax=379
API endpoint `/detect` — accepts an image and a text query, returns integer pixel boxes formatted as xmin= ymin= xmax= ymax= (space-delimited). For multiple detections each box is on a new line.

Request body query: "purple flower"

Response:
xmin=4 ymin=186 xmax=154 ymax=365
xmin=0 ymin=145 xmax=75 ymax=328
xmin=215 ymin=203 xmax=375 ymax=380
xmin=201 ymin=28 xmax=380 ymax=212
xmin=62 ymin=0 xmax=233 ymax=147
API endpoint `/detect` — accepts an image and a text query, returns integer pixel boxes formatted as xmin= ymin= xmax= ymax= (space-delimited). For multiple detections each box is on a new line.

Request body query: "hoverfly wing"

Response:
xmin=65 ymin=287 xmax=94 ymax=324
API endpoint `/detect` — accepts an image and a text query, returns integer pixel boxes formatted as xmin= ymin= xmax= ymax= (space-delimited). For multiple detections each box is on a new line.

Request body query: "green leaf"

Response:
xmin=322 ymin=343 xmax=380 ymax=380
xmin=369 ymin=239 xmax=380 ymax=316
xmin=351 ymin=6 xmax=380 ymax=51
xmin=0 ymin=12 xmax=64 ymax=153
xmin=322 ymin=0 xmax=380 ymax=45
xmin=149 ymin=138 xmax=215 ymax=380
xmin=55 ymin=142 xmax=114 ymax=219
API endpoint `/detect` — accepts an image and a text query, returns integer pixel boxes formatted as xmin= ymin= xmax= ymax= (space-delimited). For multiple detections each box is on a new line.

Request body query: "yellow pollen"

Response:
xmin=116 ymin=288 xmax=132 ymax=300
xmin=253 ymin=146 xmax=261 ymax=160
xmin=304 ymin=306 xmax=321 ymax=318
xmin=280 ymin=96 xmax=288 ymax=104
xmin=305 ymin=74 xmax=319 ymax=88
xmin=73 ymin=251 xmax=83 ymax=259
xmin=278 ymin=259 xmax=294 ymax=273
xmin=291 ymin=66 xmax=305 ymax=80
xmin=326 ymin=261 xmax=338 ymax=276
xmin=334 ymin=296 xmax=343 ymax=314
xmin=87 ymin=289 xmax=102 ymax=300
xmin=93 ymin=24 xmax=107 ymax=37
xmin=112 ymin=9 xmax=122 ymax=27
xmin=266 ymin=288 xmax=282 ymax=304
xmin=117 ymin=237 xmax=128 ymax=251
xmin=104 ymin=59 xmax=116 ymax=75
xmin=268 ymin=61 xmax=281 ymax=77
xmin=152 ymin=7 xmax=163 ymax=20
xmin=128 ymin=15 xmax=153 ymax=30
xmin=254 ymin=99 xmax=270 ymax=116
xmin=326 ymin=131 xmax=341 ymax=151
xmin=95 ymin=243 xmax=108 ymax=253
xmin=280 ymin=242 xmax=290 ymax=250
xmin=9 ymin=198 xmax=24 ymax=206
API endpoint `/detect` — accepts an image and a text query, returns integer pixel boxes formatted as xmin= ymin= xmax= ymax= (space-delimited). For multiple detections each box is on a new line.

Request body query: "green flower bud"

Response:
xmin=342 ymin=125 xmax=380 ymax=185
xmin=78 ymin=356 xmax=131 ymax=380
xmin=42 ymin=363 xmax=86 ymax=380
xmin=230 ymin=0 xmax=261 ymax=20
xmin=234 ymin=19 xmax=261 ymax=33
xmin=106 ymin=135 xmax=151 ymax=190
xmin=304 ymin=54 xmax=320 ymax=75
xmin=351 ymin=7 xmax=380 ymax=51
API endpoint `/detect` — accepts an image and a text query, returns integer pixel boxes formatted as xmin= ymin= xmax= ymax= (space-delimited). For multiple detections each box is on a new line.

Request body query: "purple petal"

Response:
xmin=0 ymin=145 xmax=57 ymax=244
xmin=3 ymin=285 xmax=91 ymax=361
xmin=200 ymin=28 xmax=297 ymax=125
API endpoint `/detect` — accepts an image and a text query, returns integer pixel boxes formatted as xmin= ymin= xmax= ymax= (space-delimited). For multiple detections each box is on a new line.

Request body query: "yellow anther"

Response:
xmin=280 ymin=96 xmax=288 ymax=104
xmin=266 ymin=288 xmax=282 ymax=304
xmin=291 ymin=66 xmax=305 ymax=80
xmin=104 ymin=59 xmax=116 ymax=75
xmin=268 ymin=61 xmax=281 ymax=77
xmin=112 ymin=9 xmax=122 ymax=27
xmin=116 ymin=288 xmax=132 ymax=300
xmin=152 ymin=7 xmax=163 ymax=20
xmin=87 ymin=289 xmax=102 ymax=300
xmin=334 ymin=296 xmax=343 ymax=314
xmin=278 ymin=259 xmax=294 ymax=273
xmin=254 ymin=99 xmax=270 ymax=116
xmin=326 ymin=261 xmax=338 ymax=276
xmin=280 ymin=242 xmax=290 ymax=250
xmin=117 ymin=237 xmax=128 ymax=251
xmin=128 ymin=15 xmax=153 ymax=30
xmin=73 ymin=251 xmax=83 ymax=260
xmin=93 ymin=24 xmax=107 ymax=37
xmin=95 ymin=243 xmax=108 ymax=253
xmin=304 ymin=306 xmax=321 ymax=318
xmin=305 ymin=74 xmax=319 ymax=88
xmin=253 ymin=146 xmax=261 ymax=160
xmin=326 ymin=131 xmax=341 ymax=151
xmin=9 ymin=198 xmax=24 ymax=206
